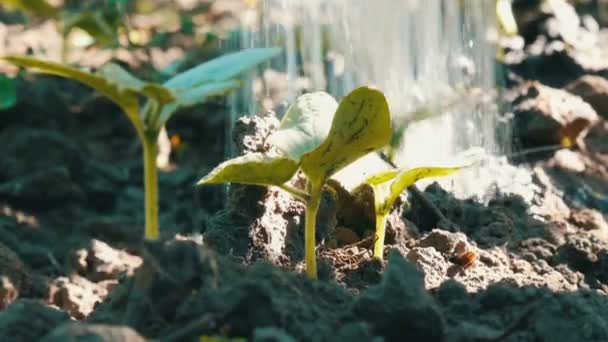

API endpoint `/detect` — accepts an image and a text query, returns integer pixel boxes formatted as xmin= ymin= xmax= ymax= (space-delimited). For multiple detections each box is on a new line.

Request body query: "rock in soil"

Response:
xmin=48 ymin=275 xmax=109 ymax=319
xmin=507 ymin=0 xmax=608 ymax=87
xmin=548 ymin=149 xmax=587 ymax=173
xmin=407 ymin=247 xmax=450 ymax=289
xmin=0 ymin=277 xmax=18 ymax=310
xmin=0 ymin=241 xmax=29 ymax=306
xmin=512 ymin=81 xmax=599 ymax=149
xmin=566 ymin=74 xmax=608 ymax=119
xmin=73 ymin=239 xmax=142 ymax=282
xmin=0 ymin=299 xmax=69 ymax=342
xmin=41 ymin=323 xmax=146 ymax=342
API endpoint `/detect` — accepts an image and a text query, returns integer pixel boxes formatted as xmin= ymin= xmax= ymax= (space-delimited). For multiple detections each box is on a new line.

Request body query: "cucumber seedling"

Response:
xmin=2 ymin=47 xmax=281 ymax=240
xmin=362 ymin=148 xmax=484 ymax=260
xmin=197 ymin=87 xmax=392 ymax=279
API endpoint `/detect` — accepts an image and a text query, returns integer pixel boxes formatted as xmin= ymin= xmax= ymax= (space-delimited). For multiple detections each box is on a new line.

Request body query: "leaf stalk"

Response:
xmin=143 ymin=136 xmax=159 ymax=240
xmin=304 ymin=180 xmax=323 ymax=279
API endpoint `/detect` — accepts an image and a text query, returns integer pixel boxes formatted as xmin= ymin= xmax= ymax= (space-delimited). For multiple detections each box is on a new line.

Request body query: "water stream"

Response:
xmin=230 ymin=0 xmax=511 ymax=198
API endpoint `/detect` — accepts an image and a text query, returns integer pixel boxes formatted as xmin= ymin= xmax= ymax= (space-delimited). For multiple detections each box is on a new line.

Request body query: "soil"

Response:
xmin=1 ymin=1 xmax=608 ymax=341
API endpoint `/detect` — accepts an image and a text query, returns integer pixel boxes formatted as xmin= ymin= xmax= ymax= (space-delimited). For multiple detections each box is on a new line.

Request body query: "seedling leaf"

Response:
xmin=372 ymin=167 xmax=463 ymax=215
xmin=197 ymin=153 xmax=298 ymax=186
xmin=0 ymin=75 xmax=17 ymax=110
xmin=368 ymin=147 xmax=486 ymax=214
xmin=1 ymin=56 xmax=146 ymax=138
xmin=156 ymin=80 xmax=241 ymax=128
xmin=496 ymin=0 xmax=518 ymax=36
xmin=96 ymin=63 xmax=174 ymax=104
xmin=301 ymin=86 xmax=391 ymax=182
xmin=365 ymin=169 xmax=399 ymax=186
xmin=268 ymin=91 xmax=337 ymax=161
xmin=164 ymin=47 xmax=281 ymax=91
xmin=1 ymin=0 xmax=58 ymax=18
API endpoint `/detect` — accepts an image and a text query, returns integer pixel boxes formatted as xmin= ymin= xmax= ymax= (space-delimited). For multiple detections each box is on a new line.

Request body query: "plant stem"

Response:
xmin=373 ymin=213 xmax=387 ymax=260
xmin=305 ymin=180 xmax=323 ymax=279
xmin=143 ymin=136 xmax=159 ymax=240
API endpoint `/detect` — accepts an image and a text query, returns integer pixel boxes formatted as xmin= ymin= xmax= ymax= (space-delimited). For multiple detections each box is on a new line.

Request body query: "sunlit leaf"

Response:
xmin=268 ymin=92 xmax=337 ymax=161
xmin=164 ymin=47 xmax=281 ymax=91
xmin=2 ymin=56 xmax=146 ymax=138
xmin=330 ymin=152 xmax=393 ymax=192
xmin=156 ymin=80 xmax=240 ymax=128
xmin=376 ymin=167 xmax=462 ymax=214
xmin=496 ymin=0 xmax=518 ymax=36
xmin=1 ymin=0 xmax=58 ymax=18
xmin=301 ymin=86 xmax=392 ymax=182
xmin=366 ymin=169 xmax=400 ymax=186
xmin=197 ymin=153 xmax=298 ymax=186
xmin=0 ymin=75 xmax=16 ymax=110
xmin=367 ymin=147 xmax=485 ymax=215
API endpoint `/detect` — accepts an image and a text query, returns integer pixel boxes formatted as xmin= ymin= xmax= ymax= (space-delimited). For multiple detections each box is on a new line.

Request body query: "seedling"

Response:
xmin=2 ymin=47 xmax=281 ymax=240
xmin=364 ymin=148 xmax=484 ymax=260
xmin=197 ymin=87 xmax=392 ymax=279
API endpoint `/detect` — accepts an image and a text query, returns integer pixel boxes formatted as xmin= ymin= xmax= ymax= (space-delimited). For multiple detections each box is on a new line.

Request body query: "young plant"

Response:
xmin=197 ymin=87 xmax=392 ymax=279
xmin=2 ymin=47 xmax=281 ymax=240
xmin=364 ymin=148 xmax=484 ymax=260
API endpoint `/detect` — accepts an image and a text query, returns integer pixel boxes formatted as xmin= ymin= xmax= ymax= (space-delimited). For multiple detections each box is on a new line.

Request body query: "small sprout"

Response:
xmin=365 ymin=147 xmax=485 ymax=260
xmin=198 ymin=87 xmax=392 ymax=279
xmin=3 ymin=47 xmax=281 ymax=240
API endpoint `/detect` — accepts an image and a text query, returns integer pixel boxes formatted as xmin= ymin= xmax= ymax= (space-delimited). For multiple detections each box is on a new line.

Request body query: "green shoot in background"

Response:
xmin=0 ymin=74 xmax=17 ymax=110
xmin=198 ymin=87 xmax=392 ymax=279
xmin=2 ymin=47 xmax=281 ymax=240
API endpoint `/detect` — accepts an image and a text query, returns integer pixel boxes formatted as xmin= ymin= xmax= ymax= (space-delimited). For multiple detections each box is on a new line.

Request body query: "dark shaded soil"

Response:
xmin=1 ymin=1 xmax=608 ymax=341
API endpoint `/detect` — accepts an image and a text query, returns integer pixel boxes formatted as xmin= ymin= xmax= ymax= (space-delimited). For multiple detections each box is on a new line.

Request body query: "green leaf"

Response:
xmin=301 ymin=86 xmax=392 ymax=182
xmin=0 ymin=75 xmax=17 ymax=110
xmin=2 ymin=56 xmax=143 ymax=137
xmin=61 ymin=9 xmax=121 ymax=47
xmin=496 ymin=0 xmax=518 ymax=36
xmin=371 ymin=166 xmax=463 ymax=215
xmin=197 ymin=153 xmax=298 ymax=187
xmin=367 ymin=147 xmax=485 ymax=215
xmin=155 ymin=80 xmax=240 ymax=128
xmin=268 ymin=92 xmax=338 ymax=161
xmin=1 ymin=56 xmax=174 ymax=139
xmin=1 ymin=0 xmax=58 ymax=18
xmin=96 ymin=63 xmax=174 ymax=104
xmin=164 ymin=48 xmax=281 ymax=91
